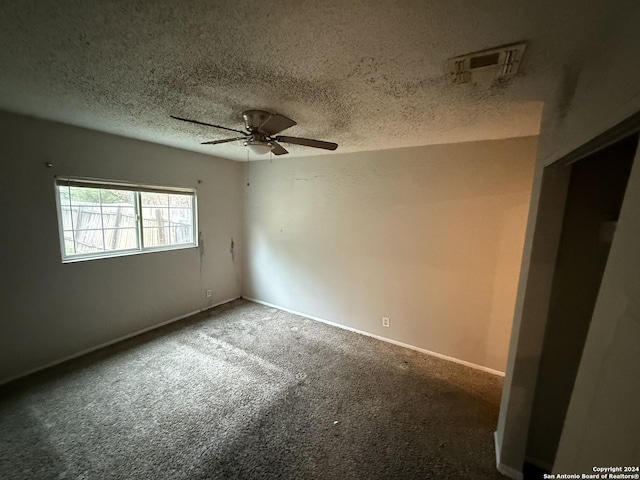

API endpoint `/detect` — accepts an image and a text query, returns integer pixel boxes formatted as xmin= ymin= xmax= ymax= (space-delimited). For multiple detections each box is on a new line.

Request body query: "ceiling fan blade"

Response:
xmin=201 ymin=137 xmax=245 ymax=145
xmin=270 ymin=141 xmax=289 ymax=156
xmin=171 ymin=115 xmax=247 ymax=135
xmin=260 ymin=114 xmax=297 ymax=135
xmin=275 ymin=135 xmax=338 ymax=151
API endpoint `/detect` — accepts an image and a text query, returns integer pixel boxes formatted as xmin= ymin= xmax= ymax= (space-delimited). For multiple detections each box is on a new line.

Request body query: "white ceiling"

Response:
xmin=0 ymin=0 xmax=624 ymax=161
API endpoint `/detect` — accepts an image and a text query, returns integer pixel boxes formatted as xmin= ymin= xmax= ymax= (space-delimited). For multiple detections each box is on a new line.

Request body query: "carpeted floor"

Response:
xmin=0 ymin=299 xmax=506 ymax=479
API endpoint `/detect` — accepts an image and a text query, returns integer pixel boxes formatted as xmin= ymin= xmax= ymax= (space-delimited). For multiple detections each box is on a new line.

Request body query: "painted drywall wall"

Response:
xmin=496 ymin=3 xmax=640 ymax=477
xmin=494 ymin=160 xmax=570 ymax=479
xmin=537 ymin=3 xmax=640 ymax=166
xmin=0 ymin=110 xmax=244 ymax=383
xmin=242 ymin=137 xmax=536 ymax=372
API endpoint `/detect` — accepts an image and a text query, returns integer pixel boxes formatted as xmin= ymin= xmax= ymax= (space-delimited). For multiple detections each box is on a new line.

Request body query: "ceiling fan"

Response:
xmin=171 ymin=109 xmax=338 ymax=156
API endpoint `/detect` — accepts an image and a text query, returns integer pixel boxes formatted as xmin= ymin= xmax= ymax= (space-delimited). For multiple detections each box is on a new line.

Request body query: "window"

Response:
xmin=55 ymin=178 xmax=197 ymax=262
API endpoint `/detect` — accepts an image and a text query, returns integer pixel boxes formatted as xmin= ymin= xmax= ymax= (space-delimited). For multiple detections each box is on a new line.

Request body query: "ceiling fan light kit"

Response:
xmin=245 ymin=140 xmax=273 ymax=155
xmin=171 ymin=109 xmax=338 ymax=157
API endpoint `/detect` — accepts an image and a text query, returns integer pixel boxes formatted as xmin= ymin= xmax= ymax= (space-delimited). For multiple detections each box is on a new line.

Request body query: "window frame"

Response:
xmin=54 ymin=177 xmax=198 ymax=263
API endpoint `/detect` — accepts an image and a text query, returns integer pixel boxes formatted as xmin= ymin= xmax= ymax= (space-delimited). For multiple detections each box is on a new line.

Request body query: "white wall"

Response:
xmin=496 ymin=3 xmax=640 ymax=477
xmin=537 ymin=2 xmax=640 ymax=166
xmin=243 ymin=138 xmax=536 ymax=372
xmin=0 ymin=110 xmax=244 ymax=383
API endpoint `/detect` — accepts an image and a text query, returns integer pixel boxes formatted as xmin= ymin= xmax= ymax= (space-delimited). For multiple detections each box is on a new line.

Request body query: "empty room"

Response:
xmin=1 ymin=1 xmax=640 ymax=479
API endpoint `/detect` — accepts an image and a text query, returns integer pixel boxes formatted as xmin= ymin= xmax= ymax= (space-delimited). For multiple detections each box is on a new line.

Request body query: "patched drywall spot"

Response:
xmin=295 ymin=175 xmax=326 ymax=182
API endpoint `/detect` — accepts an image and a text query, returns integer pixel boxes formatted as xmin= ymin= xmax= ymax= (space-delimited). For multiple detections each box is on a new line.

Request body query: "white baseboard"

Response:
xmin=0 ymin=297 xmax=239 ymax=386
xmin=243 ymin=297 xmax=505 ymax=377
xmin=495 ymin=431 xmax=524 ymax=480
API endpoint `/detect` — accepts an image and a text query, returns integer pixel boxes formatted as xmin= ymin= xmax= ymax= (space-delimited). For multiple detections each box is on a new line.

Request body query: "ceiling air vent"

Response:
xmin=447 ymin=42 xmax=526 ymax=85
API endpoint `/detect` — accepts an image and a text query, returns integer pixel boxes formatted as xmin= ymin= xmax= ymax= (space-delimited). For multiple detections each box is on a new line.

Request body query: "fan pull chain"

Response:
xmin=246 ymin=148 xmax=250 ymax=186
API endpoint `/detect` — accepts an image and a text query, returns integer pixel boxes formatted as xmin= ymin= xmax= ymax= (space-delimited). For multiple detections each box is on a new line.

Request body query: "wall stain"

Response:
xmin=557 ymin=62 xmax=582 ymax=119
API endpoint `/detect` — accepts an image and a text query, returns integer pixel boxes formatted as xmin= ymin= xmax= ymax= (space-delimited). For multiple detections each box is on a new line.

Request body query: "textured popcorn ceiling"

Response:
xmin=0 ymin=0 xmax=625 ymax=161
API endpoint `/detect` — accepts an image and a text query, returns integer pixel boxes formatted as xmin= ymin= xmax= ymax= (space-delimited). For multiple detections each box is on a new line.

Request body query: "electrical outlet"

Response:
xmin=382 ymin=317 xmax=390 ymax=328
xmin=206 ymin=289 xmax=212 ymax=298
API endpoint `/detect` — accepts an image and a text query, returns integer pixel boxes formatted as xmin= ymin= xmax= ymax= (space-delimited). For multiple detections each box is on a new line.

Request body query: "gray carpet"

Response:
xmin=0 ymin=299 xmax=506 ymax=479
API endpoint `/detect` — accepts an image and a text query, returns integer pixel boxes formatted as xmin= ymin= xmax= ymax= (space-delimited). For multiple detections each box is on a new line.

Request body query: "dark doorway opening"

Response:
xmin=524 ymin=133 xmax=639 ymax=472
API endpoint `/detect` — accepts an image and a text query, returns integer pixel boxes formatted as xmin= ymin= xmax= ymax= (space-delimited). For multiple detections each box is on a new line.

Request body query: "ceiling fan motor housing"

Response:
xmin=243 ymin=110 xmax=283 ymax=154
xmin=242 ymin=110 xmax=272 ymax=132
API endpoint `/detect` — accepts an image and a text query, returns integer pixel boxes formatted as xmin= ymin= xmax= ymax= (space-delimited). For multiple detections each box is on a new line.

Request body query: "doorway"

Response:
xmin=524 ymin=133 xmax=639 ymax=471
